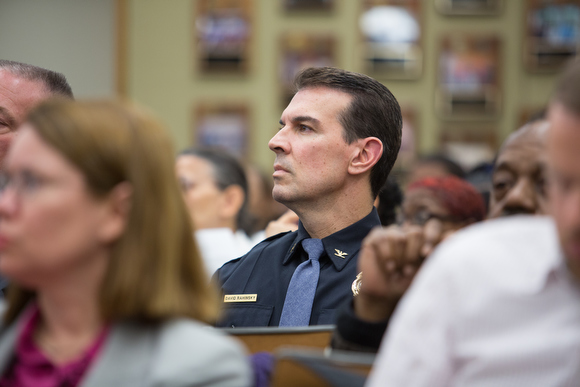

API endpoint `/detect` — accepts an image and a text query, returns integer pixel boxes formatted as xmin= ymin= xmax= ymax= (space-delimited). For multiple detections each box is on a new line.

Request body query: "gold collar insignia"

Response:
xmin=334 ymin=249 xmax=348 ymax=259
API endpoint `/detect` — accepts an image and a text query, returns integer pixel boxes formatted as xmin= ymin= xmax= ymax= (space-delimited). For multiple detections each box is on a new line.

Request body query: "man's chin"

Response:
xmin=272 ymin=187 xmax=297 ymax=206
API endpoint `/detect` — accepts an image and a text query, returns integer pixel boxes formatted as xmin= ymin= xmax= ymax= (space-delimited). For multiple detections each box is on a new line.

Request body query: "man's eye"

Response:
xmin=299 ymin=125 xmax=311 ymax=132
xmin=20 ymin=171 xmax=41 ymax=192
xmin=0 ymin=174 xmax=11 ymax=192
xmin=0 ymin=122 xmax=10 ymax=135
xmin=492 ymin=177 xmax=513 ymax=194
xmin=493 ymin=181 xmax=508 ymax=190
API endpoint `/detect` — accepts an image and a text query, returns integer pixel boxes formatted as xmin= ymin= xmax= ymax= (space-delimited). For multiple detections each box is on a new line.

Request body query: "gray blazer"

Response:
xmin=0 ymin=312 xmax=252 ymax=387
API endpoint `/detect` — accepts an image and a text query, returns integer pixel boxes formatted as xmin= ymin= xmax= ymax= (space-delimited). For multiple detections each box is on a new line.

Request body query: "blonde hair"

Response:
xmin=5 ymin=99 xmax=218 ymax=324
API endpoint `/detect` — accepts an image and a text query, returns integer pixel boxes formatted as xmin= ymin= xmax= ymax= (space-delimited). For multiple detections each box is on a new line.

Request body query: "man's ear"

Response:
xmin=97 ymin=182 xmax=133 ymax=244
xmin=348 ymin=137 xmax=383 ymax=176
xmin=218 ymin=184 xmax=245 ymax=222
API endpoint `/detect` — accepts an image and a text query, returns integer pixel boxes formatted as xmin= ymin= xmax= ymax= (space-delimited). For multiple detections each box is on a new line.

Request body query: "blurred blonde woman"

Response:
xmin=0 ymin=100 xmax=251 ymax=386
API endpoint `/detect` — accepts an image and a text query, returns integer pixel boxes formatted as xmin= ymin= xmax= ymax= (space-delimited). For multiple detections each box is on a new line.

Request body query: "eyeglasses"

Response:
xmin=0 ymin=170 xmax=49 ymax=198
xmin=398 ymin=208 xmax=456 ymax=226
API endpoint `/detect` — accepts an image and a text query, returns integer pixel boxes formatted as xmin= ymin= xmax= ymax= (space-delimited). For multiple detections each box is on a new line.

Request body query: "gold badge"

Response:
xmin=352 ymin=272 xmax=362 ymax=296
xmin=224 ymin=294 xmax=257 ymax=303
xmin=334 ymin=249 xmax=348 ymax=259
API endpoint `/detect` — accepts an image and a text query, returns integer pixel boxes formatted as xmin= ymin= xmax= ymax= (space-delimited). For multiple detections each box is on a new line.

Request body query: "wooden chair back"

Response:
xmin=270 ymin=347 xmax=376 ymax=387
xmin=221 ymin=325 xmax=334 ymax=354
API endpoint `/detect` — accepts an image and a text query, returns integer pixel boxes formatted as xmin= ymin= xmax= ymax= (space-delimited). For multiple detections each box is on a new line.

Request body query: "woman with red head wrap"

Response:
xmin=402 ymin=175 xmax=486 ymax=231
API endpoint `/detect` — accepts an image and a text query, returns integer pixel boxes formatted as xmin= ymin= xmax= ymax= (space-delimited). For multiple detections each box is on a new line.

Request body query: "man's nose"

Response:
xmin=268 ymin=127 xmax=289 ymax=154
xmin=0 ymin=186 xmax=19 ymax=219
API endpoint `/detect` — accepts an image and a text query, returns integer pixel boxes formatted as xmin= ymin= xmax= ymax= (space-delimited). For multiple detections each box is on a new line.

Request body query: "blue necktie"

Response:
xmin=279 ymin=238 xmax=324 ymax=327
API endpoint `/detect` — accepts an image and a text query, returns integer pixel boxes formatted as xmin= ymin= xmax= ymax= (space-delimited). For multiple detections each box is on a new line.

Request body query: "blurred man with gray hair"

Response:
xmin=0 ymin=60 xmax=73 ymax=168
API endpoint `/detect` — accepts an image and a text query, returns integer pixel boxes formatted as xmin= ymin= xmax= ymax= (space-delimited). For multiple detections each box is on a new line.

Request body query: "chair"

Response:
xmin=221 ymin=325 xmax=334 ymax=354
xmin=270 ymin=347 xmax=376 ymax=387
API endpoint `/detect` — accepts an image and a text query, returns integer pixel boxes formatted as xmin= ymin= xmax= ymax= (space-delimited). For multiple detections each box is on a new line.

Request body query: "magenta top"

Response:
xmin=0 ymin=305 xmax=109 ymax=387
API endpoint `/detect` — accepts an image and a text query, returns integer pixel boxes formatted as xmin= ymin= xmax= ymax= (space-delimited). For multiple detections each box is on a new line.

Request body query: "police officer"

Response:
xmin=214 ymin=67 xmax=402 ymax=327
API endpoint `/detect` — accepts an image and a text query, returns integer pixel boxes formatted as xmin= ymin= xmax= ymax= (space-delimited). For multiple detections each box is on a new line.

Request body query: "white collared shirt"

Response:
xmin=195 ymin=228 xmax=256 ymax=276
xmin=367 ymin=216 xmax=580 ymax=387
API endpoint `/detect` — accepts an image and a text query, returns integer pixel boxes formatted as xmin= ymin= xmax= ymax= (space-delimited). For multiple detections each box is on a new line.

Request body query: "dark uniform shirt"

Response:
xmin=214 ymin=208 xmax=381 ymax=327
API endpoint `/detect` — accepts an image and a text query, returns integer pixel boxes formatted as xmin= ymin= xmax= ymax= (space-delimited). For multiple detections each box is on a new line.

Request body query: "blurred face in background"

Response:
xmin=176 ymin=154 xmax=227 ymax=230
xmin=547 ymin=103 xmax=580 ymax=279
xmin=400 ymin=176 xmax=486 ymax=239
xmin=0 ymin=70 xmax=51 ymax=168
xmin=0 ymin=126 xmax=117 ymax=288
xmin=488 ymin=121 xmax=549 ymax=219
xmin=401 ymin=188 xmax=457 ymax=232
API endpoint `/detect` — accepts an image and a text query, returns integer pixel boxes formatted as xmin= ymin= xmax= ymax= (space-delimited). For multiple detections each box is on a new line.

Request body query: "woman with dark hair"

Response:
xmin=0 ymin=100 xmax=251 ymax=386
xmin=176 ymin=148 xmax=257 ymax=275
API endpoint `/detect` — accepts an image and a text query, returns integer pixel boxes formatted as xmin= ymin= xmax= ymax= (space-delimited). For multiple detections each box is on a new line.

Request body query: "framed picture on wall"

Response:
xmin=283 ymin=0 xmax=334 ymax=12
xmin=193 ymin=103 xmax=250 ymax=159
xmin=194 ymin=0 xmax=253 ymax=74
xmin=359 ymin=0 xmax=422 ymax=79
xmin=436 ymin=34 xmax=501 ymax=120
xmin=439 ymin=124 xmax=497 ymax=171
xmin=278 ymin=33 xmax=336 ymax=107
xmin=434 ymin=0 xmax=503 ymax=16
xmin=524 ymin=0 xmax=580 ymax=73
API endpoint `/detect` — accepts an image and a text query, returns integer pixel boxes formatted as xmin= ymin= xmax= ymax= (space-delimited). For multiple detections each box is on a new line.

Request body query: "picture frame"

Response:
xmin=194 ymin=0 xmax=253 ymax=74
xmin=436 ymin=34 xmax=502 ymax=120
xmin=193 ymin=103 xmax=250 ymax=159
xmin=359 ymin=0 xmax=422 ymax=80
xmin=434 ymin=0 xmax=503 ymax=16
xmin=283 ymin=0 xmax=334 ymax=12
xmin=524 ymin=0 xmax=580 ymax=73
xmin=278 ymin=33 xmax=336 ymax=107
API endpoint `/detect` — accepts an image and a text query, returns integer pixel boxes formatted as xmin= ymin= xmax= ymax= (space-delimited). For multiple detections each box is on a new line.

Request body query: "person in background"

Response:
xmin=176 ymin=147 xmax=257 ymax=276
xmin=406 ymin=154 xmax=465 ymax=185
xmin=488 ymin=118 xmax=550 ymax=218
xmin=332 ymin=176 xmax=485 ymax=352
xmin=0 ymin=100 xmax=251 ymax=386
xmin=215 ymin=67 xmax=402 ymax=328
xmin=0 ymin=60 xmax=74 ymax=294
xmin=0 ymin=60 xmax=73 ymax=169
xmin=366 ymin=59 xmax=580 ymax=386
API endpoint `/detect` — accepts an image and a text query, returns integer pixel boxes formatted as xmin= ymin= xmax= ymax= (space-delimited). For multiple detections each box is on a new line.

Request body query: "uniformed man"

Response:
xmin=214 ymin=67 xmax=402 ymax=327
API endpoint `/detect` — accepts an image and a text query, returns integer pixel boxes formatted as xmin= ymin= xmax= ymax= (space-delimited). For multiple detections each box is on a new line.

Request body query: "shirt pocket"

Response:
xmin=216 ymin=305 xmax=274 ymax=327
xmin=315 ymin=309 xmax=337 ymax=325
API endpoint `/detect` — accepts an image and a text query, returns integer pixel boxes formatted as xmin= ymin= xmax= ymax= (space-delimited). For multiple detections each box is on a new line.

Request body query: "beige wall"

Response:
xmin=127 ymin=0 xmax=559 ymax=171
xmin=0 ymin=0 xmax=115 ymax=98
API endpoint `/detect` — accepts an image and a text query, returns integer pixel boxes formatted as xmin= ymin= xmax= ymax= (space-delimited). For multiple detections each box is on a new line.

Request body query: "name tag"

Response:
xmin=224 ymin=294 xmax=257 ymax=303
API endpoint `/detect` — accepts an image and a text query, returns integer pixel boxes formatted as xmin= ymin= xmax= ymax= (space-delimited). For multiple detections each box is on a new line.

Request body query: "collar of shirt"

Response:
xmin=282 ymin=208 xmax=381 ymax=271
xmin=4 ymin=304 xmax=110 ymax=387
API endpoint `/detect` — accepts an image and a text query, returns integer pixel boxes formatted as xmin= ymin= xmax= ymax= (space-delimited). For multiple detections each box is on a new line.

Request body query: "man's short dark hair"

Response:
xmin=552 ymin=58 xmax=580 ymax=116
xmin=0 ymin=59 xmax=73 ymax=98
xmin=294 ymin=67 xmax=402 ymax=197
